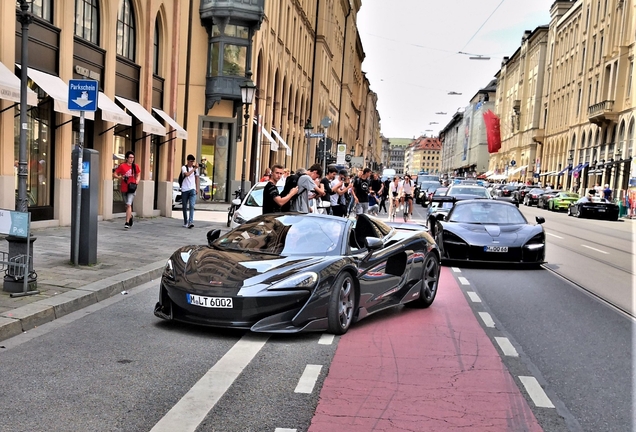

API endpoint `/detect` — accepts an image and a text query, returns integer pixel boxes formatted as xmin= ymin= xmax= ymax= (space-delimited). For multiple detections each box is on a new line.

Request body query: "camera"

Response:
xmin=198 ymin=162 xmax=204 ymax=168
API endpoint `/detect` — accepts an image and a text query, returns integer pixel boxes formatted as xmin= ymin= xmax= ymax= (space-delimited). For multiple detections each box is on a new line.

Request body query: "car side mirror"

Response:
xmin=207 ymin=229 xmax=221 ymax=246
xmin=365 ymin=237 xmax=383 ymax=251
xmin=232 ymin=198 xmax=242 ymax=206
xmin=536 ymin=216 xmax=545 ymax=225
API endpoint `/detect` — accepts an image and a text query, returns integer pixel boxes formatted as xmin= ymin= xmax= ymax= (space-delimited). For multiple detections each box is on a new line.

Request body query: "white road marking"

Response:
xmin=581 ymin=244 xmax=609 ymax=254
xmin=466 ymin=291 xmax=481 ymax=303
xmin=318 ymin=334 xmax=334 ymax=345
xmin=478 ymin=312 xmax=495 ymax=328
xmin=494 ymin=337 xmax=519 ymax=357
xmin=275 ymin=429 xmax=297 ymax=432
xmin=294 ymin=364 xmax=323 ymax=394
xmin=546 ymin=232 xmax=563 ymax=239
xmin=452 ymin=267 xmax=461 ymax=273
xmin=458 ymin=276 xmax=470 ymax=285
xmin=519 ymin=376 xmax=555 ymax=408
xmin=150 ymin=334 xmax=269 ymax=432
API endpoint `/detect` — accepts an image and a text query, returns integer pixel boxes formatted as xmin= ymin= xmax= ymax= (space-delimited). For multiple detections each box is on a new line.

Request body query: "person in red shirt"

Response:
xmin=113 ymin=151 xmax=140 ymax=229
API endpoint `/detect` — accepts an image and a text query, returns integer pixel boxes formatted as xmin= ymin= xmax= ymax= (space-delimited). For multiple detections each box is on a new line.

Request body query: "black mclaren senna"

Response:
xmin=154 ymin=213 xmax=441 ymax=334
xmin=433 ymin=199 xmax=546 ymax=266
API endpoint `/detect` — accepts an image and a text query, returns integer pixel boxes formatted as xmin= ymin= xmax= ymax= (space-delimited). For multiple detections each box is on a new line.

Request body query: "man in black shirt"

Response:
xmin=262 ymin=164 xmax=298 ymax=214
xmin=319 ymin=166 xmax=338 ymax=214
xmin=351 ymin=168 xmax=371 ymax=215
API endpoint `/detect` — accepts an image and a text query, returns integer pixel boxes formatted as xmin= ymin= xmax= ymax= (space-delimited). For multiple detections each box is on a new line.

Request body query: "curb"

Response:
xmin=0 ymin=259 xmax=165 ymax=342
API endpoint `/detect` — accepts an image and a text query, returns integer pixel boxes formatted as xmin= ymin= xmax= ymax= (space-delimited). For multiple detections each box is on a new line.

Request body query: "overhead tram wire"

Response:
xmin=459 ymin=0 xmax=506 ymax=52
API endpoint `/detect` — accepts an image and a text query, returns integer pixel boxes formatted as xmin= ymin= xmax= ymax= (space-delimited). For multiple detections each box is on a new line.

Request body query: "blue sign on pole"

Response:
xmin=68 ymin=79 xmax=99 ymax=112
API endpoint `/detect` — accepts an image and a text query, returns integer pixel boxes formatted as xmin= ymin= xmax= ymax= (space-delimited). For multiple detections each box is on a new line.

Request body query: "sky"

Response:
xmin=357 ymin=0 xmax=556 ymax=139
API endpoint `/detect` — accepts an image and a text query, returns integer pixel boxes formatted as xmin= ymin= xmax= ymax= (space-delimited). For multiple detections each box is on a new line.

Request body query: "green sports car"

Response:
xmin=548 ymin=192 xmax=580 ymax=211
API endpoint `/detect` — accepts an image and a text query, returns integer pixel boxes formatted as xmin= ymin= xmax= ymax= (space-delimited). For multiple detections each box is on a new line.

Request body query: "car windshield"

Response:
xmin=448 ymin=202 xmax=527 ymax=224
xmin=431 ymin=201 xmax=454 ymax=210
xmin=529 ymin=188 xmax=545 ymax=195
xmin=214 ymin=215 xmax=344 ymax=255
xmin=447 ymin=186 xmax=490 ymax=198
xmin=420 ymin=181 xmax=441 ymax=191
xmin=417 ymin=175 xmax=440 ymax=184
xmin=434 ymin=188 xmax=448 ymax=196
xmin=244 ymin=185 xmax=283 ymax=207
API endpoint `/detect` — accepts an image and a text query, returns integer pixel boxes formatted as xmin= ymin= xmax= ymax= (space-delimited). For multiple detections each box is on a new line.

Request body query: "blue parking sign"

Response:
xmin=68 ymin=79 xmax=98 ymax=112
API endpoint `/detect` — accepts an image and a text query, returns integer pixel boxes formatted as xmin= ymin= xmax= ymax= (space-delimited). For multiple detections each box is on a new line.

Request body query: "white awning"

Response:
xmin=487 ymin=174 xmax=508 ymax=180
xmin=483 ymin=170 xmax=494 ymax=177
xmin=507 ymin=164 xmax=528 ymax=176
xmin=0 ymin=62 xmax=37 ymax=106
xmin=152 ymin=108 xmax=187 ymax=140
xmin=115 ymin=96 xmax=166 ymax=136
xmin=261 ymin=126 xmax=278 ymax=151
xmin=98 ymin=92 xmax=131 ymax=126
xmin=19 ymin=66 xmax=93 ymax=119
xmin=271 ymin=128 xmax=292 ymax=156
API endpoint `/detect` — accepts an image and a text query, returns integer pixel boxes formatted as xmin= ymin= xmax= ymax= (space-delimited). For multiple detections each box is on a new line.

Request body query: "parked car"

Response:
xmin=154 ymin=213 xmax=441 ymax=334
xmin=567 ymin=196 xmax=619 ymax=220
xmin=415 ymin=181 xmax=443 ymax=204
xmin=511 ymin=185 xmax=531 ymax=203
xmin=497 ymin=184 xmax=518 ymax=198
xmin=547 ymin=192 xmax=579 ymax=211
xmin=230 ymin=182 xmax=283 ymax=229
xmin=523 ymin=188 xmax=546 ymax=206
xmin=172 ymin=181 xmax=182 ymax=209
xmin=433 ymin=199 xmax=546 ymax=266
xmin=537 ymin=190 xmax=562 ymax=209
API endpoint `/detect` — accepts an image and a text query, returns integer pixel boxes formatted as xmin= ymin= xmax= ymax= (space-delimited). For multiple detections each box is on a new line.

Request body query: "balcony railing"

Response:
xmin=588 ymin=100 xmax=617 ymax=124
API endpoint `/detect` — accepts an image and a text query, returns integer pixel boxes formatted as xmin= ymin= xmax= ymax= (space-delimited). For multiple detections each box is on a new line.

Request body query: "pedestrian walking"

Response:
xmin=379 ymin=177 xmax=390 ymax=213
xmin=113 ymin=151 xmax=140 ymax=229
xmin=603 ymin=184 xmax=612 ymax=201
xmin=319 ymin=166 xmax=338 ymax=214
xmin=351 ymin=168 xmax=371 ymax=215
xmin=181 ymin=154 xmax=200 ymax=228
xmin=330 ymin=170 xmax=348 ymax=217
xmin=291 ymin=164 xmax=324 ymax=213
xmin=263 ymin=164 xmax=297 ymax=214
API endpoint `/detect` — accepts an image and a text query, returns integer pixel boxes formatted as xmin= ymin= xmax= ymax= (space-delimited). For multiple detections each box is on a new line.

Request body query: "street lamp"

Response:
xmin=239 ymin=75 xmax=256 ymax=199
xmin=304 ymin=118 xmax=313 ymax=169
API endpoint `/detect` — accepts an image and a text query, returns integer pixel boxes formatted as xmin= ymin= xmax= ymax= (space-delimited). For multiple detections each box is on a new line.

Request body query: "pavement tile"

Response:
xmin=0 ymin=210 xmax=227 ymax=342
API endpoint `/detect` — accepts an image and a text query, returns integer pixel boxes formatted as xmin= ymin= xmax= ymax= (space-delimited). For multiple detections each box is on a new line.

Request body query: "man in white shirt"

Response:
xmin=401 ymin=175 xmax=415 ymax=218
xmin=181 ymin=154 xmax=200 ymax=228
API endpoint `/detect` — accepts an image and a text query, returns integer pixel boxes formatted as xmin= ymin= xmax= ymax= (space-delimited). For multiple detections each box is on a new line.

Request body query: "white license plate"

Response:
xmin=484 ymin=246 xmax=508 ymax=253
xmin=187 ymin=294 xmax=233 ymax=308
xmin=598 ymin=208 xmax=606 ymax=212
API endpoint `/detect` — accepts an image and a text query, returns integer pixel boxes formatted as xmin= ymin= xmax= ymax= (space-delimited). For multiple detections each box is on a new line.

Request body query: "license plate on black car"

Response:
xmin=187 ymin=294 xmax=233 ymax=308
xmin=484 ymin=246 xmax=508 ymax=253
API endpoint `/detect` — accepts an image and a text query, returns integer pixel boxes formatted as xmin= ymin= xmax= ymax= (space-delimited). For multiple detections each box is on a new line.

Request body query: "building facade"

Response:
xmin=407 ymin=137 xmax=442 ymax=174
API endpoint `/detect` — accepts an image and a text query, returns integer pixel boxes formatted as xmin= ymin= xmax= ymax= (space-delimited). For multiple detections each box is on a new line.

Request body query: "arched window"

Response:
xmin=618 ymin=121 xmax=626 ymax=158
xmin=75 ymin=0 xmax=99 ymax=44
xmin=628 ymin=119 xmax=634 ymax=158
xmin=117 ymin=0 xmax=136 ymax=61
xmin=31 ymin=0 xmax=52 ymax=22
xmin=153 ymin=19 xmax=161 ymax=76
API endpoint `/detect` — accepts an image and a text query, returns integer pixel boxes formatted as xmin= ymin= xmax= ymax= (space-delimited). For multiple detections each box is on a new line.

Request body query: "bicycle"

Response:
xmin=403 ymin=194 xmax=412 ymax=222
xmin=226 ymin=189 xmax=242 ymax=227
xmin=389 ymin=195 xmax=399 ymax=221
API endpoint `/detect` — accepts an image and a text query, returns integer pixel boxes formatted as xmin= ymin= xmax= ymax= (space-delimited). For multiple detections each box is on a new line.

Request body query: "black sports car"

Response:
xmin=155 ymin=213 xmax=441 ymax=334
xmin=537 ymin=190 xmax=562 ymax=209
xmin=523 ymin=188 xmax=546 ymax=206
xmin=433 ymin=200 xmax=546 ymax=265
xmin=567 ymin=196 xmax=619 ymax=220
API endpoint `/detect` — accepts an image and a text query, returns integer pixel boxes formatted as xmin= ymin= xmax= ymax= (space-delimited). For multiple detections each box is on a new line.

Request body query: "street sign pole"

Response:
xmin=67 ymin=79 xmax=98 ymax=266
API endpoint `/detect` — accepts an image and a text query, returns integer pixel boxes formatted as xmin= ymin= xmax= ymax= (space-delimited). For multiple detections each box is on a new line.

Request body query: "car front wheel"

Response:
xmin=411 ymin=254 xmax=440 ymax=308
xmin=327 ymin=273 xmax=356 ymax=335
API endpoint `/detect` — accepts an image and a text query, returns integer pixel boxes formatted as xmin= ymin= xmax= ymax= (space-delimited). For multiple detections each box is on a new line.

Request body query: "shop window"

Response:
xmin=75 ymin=0 xmax=99 ymax=44
xmin=201 ymin=121 xmax=232 ymax=201
xmin=117 ymin=0 xmax=136 ymax=61
xmin=207 ymin=24 xmax=250 ymax=78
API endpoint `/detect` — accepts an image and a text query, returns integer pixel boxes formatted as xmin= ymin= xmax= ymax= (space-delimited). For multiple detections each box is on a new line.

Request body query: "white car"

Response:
xmin=172 ymin=181 xmax=182 ymax=209
xmin=230 ymin=182 xmax=283 ymax=229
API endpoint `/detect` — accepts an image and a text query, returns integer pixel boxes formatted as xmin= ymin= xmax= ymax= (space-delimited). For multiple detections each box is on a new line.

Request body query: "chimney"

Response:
xmin=501 ymin=56 xmax=509 ymax=67
xmin=521 ymin=30 xmax=532 ymax=43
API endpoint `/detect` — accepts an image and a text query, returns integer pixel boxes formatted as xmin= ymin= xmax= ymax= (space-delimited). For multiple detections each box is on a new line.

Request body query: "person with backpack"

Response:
xmin=113 ymin=151 xmax=140 ymax=229
xmin=262 ymin=165 xmax=298 ymax=214
xmin=284 ymin=164 xmax=324 ymax=213
xmin=180 ymin=154 xmax=200 ymax=228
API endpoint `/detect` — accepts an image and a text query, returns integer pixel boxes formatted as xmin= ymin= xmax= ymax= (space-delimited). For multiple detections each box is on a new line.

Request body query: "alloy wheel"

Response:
xmin=338 ymin=278 xmax=354 ymax=328
xmin=422 ymin=256 xmax=439 ymax=300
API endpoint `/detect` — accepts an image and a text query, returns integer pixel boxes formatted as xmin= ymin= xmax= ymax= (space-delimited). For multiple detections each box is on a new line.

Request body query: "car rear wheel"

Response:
xmin=412 ymin=254 xmax=440 ymax=308
xmin=327 ymin=273 xmax=356 ymax=335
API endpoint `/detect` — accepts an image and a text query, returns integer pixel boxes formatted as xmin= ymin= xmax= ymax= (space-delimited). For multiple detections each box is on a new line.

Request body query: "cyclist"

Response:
xmin=388 ymin=176 xmax=402 ymax=221
xmin=401 ymin=174 xmax=414 ymax=220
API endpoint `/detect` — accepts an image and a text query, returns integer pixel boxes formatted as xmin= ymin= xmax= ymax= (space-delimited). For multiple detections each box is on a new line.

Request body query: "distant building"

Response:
xmin=387 ymin=137 xmax=410 ymax=176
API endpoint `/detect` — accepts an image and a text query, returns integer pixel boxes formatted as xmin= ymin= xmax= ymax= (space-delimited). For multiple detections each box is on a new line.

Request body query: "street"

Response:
xmin=0 ymin=203 xmax=633 ymax=432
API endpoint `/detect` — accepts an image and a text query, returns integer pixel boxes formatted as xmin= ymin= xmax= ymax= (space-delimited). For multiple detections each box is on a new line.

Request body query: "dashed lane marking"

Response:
xmin=546 ymin=232 xmax=563 ymax=239
xmin=494 ymin=337 xmax=519 ymax=357
xmin=274 ymin=429 xmax=297 ymax=432
xmin=451 ymin=267 xmax=461 ymax=273
xmin=519 ymin=376 xmax=555 ymax=408
xmin=458 ymin=276 xmax=470 ymax=285
xmin=581 ymin=244 xmax=609 ymax=254
xmin=478 ymin=312 xmax=496 ymax=328
xmin=467 ymin=291 xmax=481 ymax=303
xmin=150 ymin=334 xmax=269 ymax=432
xmin=295 ymin=364 xmax=323 ymax=394
xmin=318 ymin=334 xmax=334 ymax=345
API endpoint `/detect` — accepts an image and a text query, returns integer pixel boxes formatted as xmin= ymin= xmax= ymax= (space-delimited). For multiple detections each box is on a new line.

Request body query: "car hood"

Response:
xmin=175 ymin=246 xmax=325 ymax=288
xmin=442 ymin=223 xmax=539 ymax=245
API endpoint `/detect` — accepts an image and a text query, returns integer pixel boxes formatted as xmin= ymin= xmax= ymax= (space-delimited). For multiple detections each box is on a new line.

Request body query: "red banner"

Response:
xmin=483 ymin=110 xmax=501 ymax=153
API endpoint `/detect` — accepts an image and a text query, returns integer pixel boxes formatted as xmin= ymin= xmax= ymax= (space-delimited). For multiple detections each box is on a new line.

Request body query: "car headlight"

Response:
xmin=233 ymin=212 xmax=246 ymax=225
xmin=268 ymin=272 xmax=318 ymax=291
xmin=163 ymin=259 xmax=175 ymax=280
xmin=524 ymin=233 xmax=545 ymax=250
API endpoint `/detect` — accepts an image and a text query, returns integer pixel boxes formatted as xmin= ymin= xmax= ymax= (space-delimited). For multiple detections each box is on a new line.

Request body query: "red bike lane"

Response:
xmin=309 ymin=267 xmax=543 ymax=432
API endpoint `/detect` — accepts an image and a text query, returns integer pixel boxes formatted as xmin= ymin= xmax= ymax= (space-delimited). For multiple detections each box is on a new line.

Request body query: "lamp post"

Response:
xmin=16 ymin=0 xmax=32 ymax=213
xmin=304 ymin=119 xmax=313 ymax=169
xmin=566 ymin=150 xmax=574 ymax=190
xmin=239 ymin=76 xmax=256 ymax=200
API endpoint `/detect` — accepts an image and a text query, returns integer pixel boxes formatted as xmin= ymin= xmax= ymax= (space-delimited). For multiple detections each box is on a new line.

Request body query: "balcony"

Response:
xmin=532 ymin=128 xmax=545 ymax=143
xmin=588 ymin=100 xmax=617 ymax=124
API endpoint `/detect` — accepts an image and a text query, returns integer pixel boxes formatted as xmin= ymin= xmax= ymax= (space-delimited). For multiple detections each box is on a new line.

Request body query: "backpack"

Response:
xmin=280 ymin=173 xmax=301 ymax=212
xmin=177 ymin=166 xmax=186 ymax=189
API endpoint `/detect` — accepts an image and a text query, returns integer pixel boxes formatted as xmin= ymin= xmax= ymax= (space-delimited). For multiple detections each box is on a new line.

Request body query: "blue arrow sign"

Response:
xmin=68 ymin=79 xmax=99 ymax=112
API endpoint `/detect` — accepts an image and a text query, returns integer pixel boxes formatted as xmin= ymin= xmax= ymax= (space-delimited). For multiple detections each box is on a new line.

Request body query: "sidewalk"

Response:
xmin=0 ymin=207 xmax=228 ymax=341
